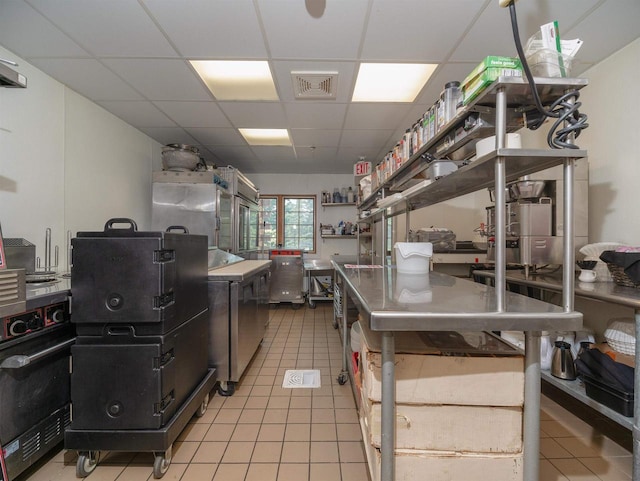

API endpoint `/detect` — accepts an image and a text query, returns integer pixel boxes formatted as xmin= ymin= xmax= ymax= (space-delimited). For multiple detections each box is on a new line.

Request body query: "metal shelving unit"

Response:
xmin=341 ymin=76 xmax=587 ymax=481
xmin=473 ymin=268 xmax=640 ymax=478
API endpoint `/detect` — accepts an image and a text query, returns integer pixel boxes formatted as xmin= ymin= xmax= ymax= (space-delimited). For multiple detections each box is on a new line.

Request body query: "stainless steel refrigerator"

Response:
xmin=151 ymin=171 xmax=233 ymax=251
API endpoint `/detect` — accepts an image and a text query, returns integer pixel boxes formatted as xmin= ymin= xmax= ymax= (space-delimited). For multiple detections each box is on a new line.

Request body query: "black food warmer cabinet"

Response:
xmin=64 ymin=219 xmax=216 ymax=479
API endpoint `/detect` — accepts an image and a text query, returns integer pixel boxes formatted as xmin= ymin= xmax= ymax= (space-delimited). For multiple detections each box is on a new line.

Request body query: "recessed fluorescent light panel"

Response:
xmin=239 ymin=128 xmax=291 ymax=146
xmin=352 ymin=63 xmax=438 ymax=102
xmin=190 ymin=60 xmax=278 ymax=101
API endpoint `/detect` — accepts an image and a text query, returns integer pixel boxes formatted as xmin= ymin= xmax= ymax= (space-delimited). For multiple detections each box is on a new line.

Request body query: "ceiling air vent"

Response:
xmin=291 ymin=71 xmax=338 ymax=99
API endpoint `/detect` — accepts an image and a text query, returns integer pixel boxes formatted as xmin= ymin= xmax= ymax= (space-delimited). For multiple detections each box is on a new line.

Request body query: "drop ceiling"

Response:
xmin=0 ymin=0 xmax=638 ymax=174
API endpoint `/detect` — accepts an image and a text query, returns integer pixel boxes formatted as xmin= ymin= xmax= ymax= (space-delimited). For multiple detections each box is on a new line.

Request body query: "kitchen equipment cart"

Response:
xmin=66 ymin=220 xmax=216 ymax=479
xmin=65 ymin=369 xmax=216 ymax=478
xmin=304 ymin=259 xmax=334 ymax=308
xmin=344 ymin=77 xmax=587 ymax=481
xmin=473 ymin=269 xmax=640 ymax=477
xmin=268 ymin=250 xmax=304 ymax=307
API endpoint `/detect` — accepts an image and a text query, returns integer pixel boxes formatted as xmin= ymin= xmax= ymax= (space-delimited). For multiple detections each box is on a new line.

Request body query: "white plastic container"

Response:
xmin=475 ymin=133 xmax=522 ymax=158
xmin=351 ymin=321 xmax=362 ymax=353
xmin=394 ymin=242 xmax=433 ymax=274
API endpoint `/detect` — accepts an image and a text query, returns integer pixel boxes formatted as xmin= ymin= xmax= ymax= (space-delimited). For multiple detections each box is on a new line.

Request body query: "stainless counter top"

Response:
xmin=207 ymin=260 xmax=271 ymax=282
xmin=473 ymin=269 xmax=640 ymax=310
xmin=304 ymin=259 xmax=334 ymax=271
xmin=333 ymin=263 xmax=582 ymax=332
xmin=26 ymin=277 xmax=71 ymax=310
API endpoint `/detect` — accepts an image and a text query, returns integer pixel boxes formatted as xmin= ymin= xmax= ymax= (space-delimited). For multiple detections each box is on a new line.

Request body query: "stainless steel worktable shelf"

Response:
xmin=333 ymin=262 xmax=582 ymax=481
xmin=474 ymin=269 xmax=640 ymax=434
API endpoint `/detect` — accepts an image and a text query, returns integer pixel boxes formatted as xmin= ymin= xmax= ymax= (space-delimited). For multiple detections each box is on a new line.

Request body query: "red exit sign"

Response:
xmin=354 ymin=161 xmax=371 ymax=176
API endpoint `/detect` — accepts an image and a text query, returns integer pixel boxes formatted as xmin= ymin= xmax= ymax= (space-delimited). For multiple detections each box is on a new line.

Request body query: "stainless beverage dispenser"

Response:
xmin=485 ymin=160 xmax=588 ymax=270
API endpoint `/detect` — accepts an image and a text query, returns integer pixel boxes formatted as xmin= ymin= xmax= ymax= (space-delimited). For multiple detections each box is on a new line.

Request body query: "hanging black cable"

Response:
xmin=507 ymin=1 xmax=588 ymax=149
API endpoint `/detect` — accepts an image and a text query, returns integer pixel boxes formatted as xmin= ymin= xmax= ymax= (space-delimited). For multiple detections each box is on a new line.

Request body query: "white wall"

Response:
xmin=246 ymin=173 xmax=357 ymax=259
xmin=0 ymin=45 xmax=161 ymax=270
xmin=0 ymin=46 xmax=66 ymax=267
xmin=519 ymin=37 xmax=640 ymax=245
xmin=574 ymin=37 xmax=640 ymax=245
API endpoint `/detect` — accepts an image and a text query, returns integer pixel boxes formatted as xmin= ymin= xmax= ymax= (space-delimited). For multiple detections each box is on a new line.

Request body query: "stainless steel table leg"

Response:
xmin=524 ymin=331 xmax=541 ymax=481
xmin=633 ymin=311 xmax=640 ymax=481
xmin=381 ymin=331 xmax=395 ymax=481
xmin=337 ymin=283 xmax=349 ymax=385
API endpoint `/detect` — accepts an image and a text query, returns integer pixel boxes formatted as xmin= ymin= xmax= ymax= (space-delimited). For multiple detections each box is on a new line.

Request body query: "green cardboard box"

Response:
xmin=462 ymin=56 xmax=522 ymax=105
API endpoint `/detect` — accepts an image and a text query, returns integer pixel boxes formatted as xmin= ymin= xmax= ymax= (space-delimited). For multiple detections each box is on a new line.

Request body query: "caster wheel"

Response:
xmin=337 ymin=372 xmax=348 ymax=385
xmin=153 ymin=446 xmax=172 ymax=479
xmin=76 ymin=451 xmax=98 ymax=478
xmin=217 ymin=381 xmax=236 ymax=397
xmin=195 ymin=392 xmax=210 ymax=417
xmin=308 ymin=301 xmax=316 ymax=309
xmin=292 ymin=303 xmax=302 ymax=310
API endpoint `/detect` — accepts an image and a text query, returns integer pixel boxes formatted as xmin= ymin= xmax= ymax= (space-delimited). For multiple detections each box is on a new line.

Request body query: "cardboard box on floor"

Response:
xmin=360 ymin=417 xmax=524 ymax=481
xmin=359 ymin=325 xmax=525 ymax=406
xmin=360 ymin=391 xmax=523 ymax=452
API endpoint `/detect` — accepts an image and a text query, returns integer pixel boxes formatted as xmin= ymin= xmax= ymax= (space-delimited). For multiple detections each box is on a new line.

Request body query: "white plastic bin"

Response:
xmin=350 ymin=321 xmax=362 ymax=353
xmin=394 ymin=242 xmax=433 ymax=274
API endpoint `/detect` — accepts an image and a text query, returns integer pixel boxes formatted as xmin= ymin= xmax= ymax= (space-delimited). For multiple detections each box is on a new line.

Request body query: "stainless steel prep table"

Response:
xmin=207 ymin=260 xmax=271 ymax=396
xmin=333 ymin=262 xmax=582 ymax=481
xmin=303 ymin=259 xmax=334 ymax=308
xmin=474 ymin=269 xmax=640 ymax=480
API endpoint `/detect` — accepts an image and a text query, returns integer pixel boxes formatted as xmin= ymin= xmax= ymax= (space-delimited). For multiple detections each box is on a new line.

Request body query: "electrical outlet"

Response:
xmin=499 ymin=0 xmax=516 ymax=7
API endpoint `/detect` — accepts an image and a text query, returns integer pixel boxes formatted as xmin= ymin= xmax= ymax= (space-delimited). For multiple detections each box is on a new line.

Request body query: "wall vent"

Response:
xmin=291 ymin=71 xmax=338 ymax=99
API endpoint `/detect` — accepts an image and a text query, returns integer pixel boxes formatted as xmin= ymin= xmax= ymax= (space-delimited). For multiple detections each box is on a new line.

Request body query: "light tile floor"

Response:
xmin=19 ymin=303 xmax=633 ymax=481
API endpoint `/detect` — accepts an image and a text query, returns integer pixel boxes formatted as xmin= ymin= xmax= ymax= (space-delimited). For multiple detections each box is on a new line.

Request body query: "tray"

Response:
xmin=582 ymin=373 xmax=634 ymax=417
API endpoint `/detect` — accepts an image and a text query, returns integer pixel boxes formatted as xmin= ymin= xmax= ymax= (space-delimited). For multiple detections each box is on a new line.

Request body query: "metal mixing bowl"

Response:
xmin=508 ymin=180 xmax=546 ymax=200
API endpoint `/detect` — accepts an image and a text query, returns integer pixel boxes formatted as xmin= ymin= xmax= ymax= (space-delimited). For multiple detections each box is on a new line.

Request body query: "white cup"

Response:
xmin=579 ymin=269 xmax=597 ymax=283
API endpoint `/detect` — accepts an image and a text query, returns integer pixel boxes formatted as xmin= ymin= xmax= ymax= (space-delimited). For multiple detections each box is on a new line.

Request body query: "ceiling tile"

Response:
xmin=295 ymin=146 xmax=338 ymax=162
xmin=257 ymin=0 xmax=369 ymax=59
xmin=343 ymin=104 xmax=413 ymax=130
xmin=137 ymin=127 xmax=199 ymax=146
xmin=290 ymin=129 xmax=342 ymax=147
xmin=361 ymin=0 xmax=486 ymax=61
xmin=336 ymin=146 xmax=385 ymax=167
xmin=143 ymin=0 xmax=267 ymax=58
xmin=339 ymin=129 xmax=394 ymax=150
xmin=250 ymin=146 xmax=297 ymax=162
xmin=103 ymin=59 xmax=211 ymax=101
xmin=29 ymin=0 xmax=177 ymax=57
xmin=28 ymin=58 xmax=144 ymax=101
xmin=450 ymin=0 xmax=600 ymax=62
xmin=207 ymin=145 xmax=258 ymax=166
xmin=153 ymin=101 xmax=232 ymax=128
xmin=271 ymin=60 xmax=357 ymax=102
xmin=187 ymin=127 xmax=247 ymax=146
xmin=1 ymin=0 xmax=637 ymax=176
xmin=284 ymin=103 xmax=348 ymax=129
xmin=566 ymin=0 xmax=640 ymax=65
xmin=97 ymin=101 xmax=176 ymax=128
xmin=0 ymin=1 xmax=88 ymax=58
xmin=218 ymin=102 xmax=287 ymax=128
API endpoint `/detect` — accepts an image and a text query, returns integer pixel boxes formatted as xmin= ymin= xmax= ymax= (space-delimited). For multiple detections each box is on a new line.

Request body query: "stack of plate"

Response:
xmin=604 ymin=318 xmax=635 ymax=355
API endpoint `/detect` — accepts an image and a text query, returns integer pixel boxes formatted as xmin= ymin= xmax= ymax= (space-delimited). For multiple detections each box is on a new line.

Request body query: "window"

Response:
xmin=259 ymin=195 xmax=316 ymax=252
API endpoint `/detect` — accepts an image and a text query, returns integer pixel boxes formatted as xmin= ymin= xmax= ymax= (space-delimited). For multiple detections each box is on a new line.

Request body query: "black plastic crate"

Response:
xmin=582 ymin=374 xmax=634 ymax=417
xmin=70 ymin=310 xmax=208 ymax=430
xmin=71 ymin=218 xmax=208 ymax=334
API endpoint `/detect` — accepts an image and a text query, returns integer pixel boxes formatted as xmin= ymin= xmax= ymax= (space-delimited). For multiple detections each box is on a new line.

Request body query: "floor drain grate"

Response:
xmin=282 ymin=369 xmax=321 ymax=388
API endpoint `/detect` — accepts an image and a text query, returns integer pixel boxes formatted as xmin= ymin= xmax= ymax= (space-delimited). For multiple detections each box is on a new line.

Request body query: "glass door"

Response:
xmin=218 ymin=189 xmax=233 ymax=252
